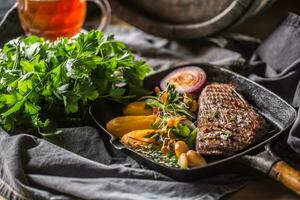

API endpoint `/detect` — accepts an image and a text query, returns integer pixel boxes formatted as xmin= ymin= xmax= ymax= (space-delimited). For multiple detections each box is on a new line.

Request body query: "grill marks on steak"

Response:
xmin=196 ymin=83 xmax=266 ymax=156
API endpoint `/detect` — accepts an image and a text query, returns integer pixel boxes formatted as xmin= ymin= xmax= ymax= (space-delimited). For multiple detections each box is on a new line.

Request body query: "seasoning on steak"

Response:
xmin=196 ymin=83 xmax=266 ymax=156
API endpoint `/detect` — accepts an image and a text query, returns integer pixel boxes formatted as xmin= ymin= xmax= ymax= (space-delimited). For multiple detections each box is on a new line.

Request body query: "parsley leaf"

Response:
xmin=0 ymin=30 xmax=151 ymax=135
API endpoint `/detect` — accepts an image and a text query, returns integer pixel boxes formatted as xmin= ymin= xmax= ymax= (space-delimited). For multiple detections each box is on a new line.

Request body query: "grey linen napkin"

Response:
xmin=0 ymin=127 xmax=245 ymax=200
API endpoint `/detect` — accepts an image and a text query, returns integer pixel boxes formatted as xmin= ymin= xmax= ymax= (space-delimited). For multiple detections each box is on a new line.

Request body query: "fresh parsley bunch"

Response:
xmin=0 ymin=31 xmax=150 ymax=134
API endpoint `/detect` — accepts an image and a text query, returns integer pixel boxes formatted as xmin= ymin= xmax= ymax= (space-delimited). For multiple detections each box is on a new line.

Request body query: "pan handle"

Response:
xmin=269 ymin=161 xmax=300 ymax=195
xmin=239 ymin=144 xmax=300 ymax=195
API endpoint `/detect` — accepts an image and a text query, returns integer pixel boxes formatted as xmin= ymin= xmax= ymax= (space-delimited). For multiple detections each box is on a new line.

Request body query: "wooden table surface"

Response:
xmin=226 ymin=177 xmax=299 ymax=200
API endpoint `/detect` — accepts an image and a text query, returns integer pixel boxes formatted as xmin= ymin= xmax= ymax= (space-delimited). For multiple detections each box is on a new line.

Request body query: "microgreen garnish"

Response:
xmin=142 ymin=84 xmax=199 ymax=152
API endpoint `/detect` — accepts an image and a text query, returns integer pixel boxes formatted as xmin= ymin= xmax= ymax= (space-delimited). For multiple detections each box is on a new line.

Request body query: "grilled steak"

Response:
xmin=196 ymin=83 xmax=266 ymax=156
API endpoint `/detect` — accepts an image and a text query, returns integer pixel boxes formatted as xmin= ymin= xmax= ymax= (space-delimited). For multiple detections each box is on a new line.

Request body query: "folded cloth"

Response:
xmin=0 ymin=6 xmax=300 ymax=200
xmin=0 ymin=4 xmax=23 ymax=46
xmin=0 ymin=0 xmax=15 ymax=20
xmin=248 ymin=13 xmax=300 ymax=154
xmin=0 ymin=127 xmax=246 ymax=200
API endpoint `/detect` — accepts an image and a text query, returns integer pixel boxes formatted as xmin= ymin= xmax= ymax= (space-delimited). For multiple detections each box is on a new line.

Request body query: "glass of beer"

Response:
xmin=17 ymin=0 xmax=111 ymax=40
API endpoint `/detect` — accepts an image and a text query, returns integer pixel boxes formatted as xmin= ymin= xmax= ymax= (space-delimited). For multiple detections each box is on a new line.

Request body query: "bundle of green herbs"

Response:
xmin=0 ymin=31 xmax=150 ymax=137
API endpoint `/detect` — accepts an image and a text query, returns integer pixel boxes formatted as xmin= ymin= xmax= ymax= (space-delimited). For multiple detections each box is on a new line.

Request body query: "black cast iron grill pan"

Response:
xmin=89 ymin=63 xmax=300 ymax=195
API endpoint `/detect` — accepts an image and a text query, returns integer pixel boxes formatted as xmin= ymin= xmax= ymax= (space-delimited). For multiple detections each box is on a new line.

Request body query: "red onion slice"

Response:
xmin=160 ymin=66 xmax=206 ymax=95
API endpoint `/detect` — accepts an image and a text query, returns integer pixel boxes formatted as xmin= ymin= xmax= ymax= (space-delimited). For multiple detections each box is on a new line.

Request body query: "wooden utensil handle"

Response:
xmin=270 ymin=161 xmax=300 ymax=195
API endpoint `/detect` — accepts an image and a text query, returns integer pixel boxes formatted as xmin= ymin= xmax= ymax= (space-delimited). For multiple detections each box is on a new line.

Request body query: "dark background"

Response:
xmin=1 ymin=0 xmax=300 ymax=40
xmin=233 ymin=0 xmax=300 ymax=39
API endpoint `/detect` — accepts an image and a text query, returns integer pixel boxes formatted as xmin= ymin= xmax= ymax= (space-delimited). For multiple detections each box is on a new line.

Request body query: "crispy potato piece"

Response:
xmin=106 ymin=115 xmax=156 ymax=138
xmin=121 ymin=129 xmax=159 ymax=148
